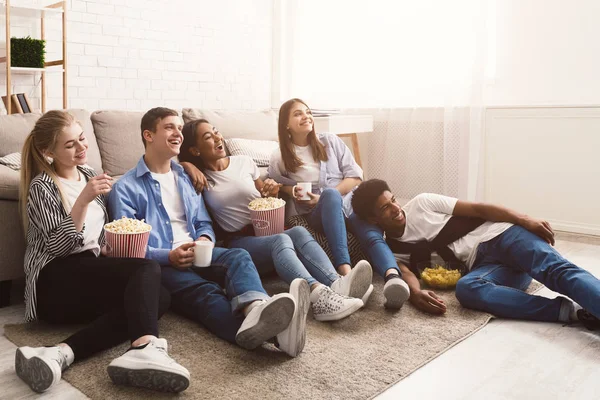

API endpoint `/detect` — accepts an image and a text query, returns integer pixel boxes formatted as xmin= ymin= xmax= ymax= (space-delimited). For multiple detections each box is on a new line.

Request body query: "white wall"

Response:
xmin=0 ymin=0 xmax=273 ymax=113
xmin=484 ymin=0 xmax=600 ymax=106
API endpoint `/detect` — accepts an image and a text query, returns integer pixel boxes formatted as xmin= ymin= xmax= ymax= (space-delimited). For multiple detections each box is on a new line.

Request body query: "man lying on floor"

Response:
xmin=350 ymin=179 xmax=600 ymax=329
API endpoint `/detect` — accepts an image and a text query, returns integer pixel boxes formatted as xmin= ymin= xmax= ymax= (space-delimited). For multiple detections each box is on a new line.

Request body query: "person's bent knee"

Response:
xmin=285 ymin=226 xmax=311 ymax=242
xmin=455 ymin=278 xmax=477 ymax=307
xmin=319 ymin=188 xmax=342 ymax=207
xmin=226 ymin=247 xmax=253 ymax=262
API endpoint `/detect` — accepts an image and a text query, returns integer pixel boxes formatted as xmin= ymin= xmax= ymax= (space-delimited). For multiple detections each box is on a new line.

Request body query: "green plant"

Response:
xmin=11 ymin=36 xmax=46 ymax=68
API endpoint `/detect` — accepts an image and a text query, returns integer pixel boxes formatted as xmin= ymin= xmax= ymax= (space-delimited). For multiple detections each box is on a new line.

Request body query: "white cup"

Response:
xmin=193 ymin=240 xmax=214 ymax=267
xmin=296 ymin=182 xmax=312 ymax=200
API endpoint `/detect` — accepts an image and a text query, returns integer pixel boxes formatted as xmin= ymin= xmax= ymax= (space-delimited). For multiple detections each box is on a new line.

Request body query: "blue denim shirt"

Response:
xmin=268 ymin=133 xmax=363 ymax=217
xmin=108 ymin=157 xmax=215 ymax=265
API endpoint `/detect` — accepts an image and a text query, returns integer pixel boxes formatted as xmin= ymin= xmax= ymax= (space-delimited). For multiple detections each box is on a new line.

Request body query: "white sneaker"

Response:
xmin=15 ymin=346 xmax=68 ymax=393
xmin=383 ymin=276 xmax=411 ymax=309
xmin=236 ymin=294 xmax=295 ymax=350
xmin=310 ymin=285 xmax=363 ymax=321
xmin=276 ymin=279 xmax=311 ymax=357
xmin=107 ymin=338 xmax=190 ymax=393
xmin=331 ymin=260 xmax=373 ymax=301
xmin=362 ymin=284 xmax=374 ymax=305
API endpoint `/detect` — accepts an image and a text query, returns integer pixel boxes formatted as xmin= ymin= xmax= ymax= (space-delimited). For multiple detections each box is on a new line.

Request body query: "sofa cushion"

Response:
xmin=0 ymin=113 xmax=40 ymax=157
xmin=0 ymin=152 xmax=21 ymax=170
xmin=91 ymin=110 xmax=145 ymax=177
xmin=225 ymin=138 xmax=279 ymax=167
xmin=182 ymin=109 xmax=278 ymax=142
xmin=0 ymin=165 xmax=20 ymax=200
xmin=69 ymin=109 xmax=103 ymax=173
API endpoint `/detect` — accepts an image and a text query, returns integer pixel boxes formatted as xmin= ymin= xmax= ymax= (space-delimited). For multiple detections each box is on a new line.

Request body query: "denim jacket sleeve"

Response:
xmin=108 ymin=177 xmax=171 ymax=265
xmin=327 ymin=134 xmax=363 ymax=180
xmin=193 ymin=194 xmax=216 ymax=242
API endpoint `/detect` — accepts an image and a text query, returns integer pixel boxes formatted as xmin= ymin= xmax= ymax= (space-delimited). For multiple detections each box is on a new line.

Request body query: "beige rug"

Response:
xmin=4 ymin=278 xmax=542 ymax=400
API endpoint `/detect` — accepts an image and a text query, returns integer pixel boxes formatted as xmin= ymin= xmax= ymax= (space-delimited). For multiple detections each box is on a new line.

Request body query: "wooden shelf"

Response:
xmin=10 ymin=66 xmax=64 ymax=73
xmin=2 ymin=1 xmax=67 ymax=113
xmin=0 ymin=4 xmax=63 ymax=18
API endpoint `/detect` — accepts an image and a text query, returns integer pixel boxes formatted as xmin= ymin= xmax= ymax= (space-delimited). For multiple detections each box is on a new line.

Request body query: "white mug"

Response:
xmin=296 ymin=182 xmax=312 ymax=200
xmin=193 ymin=240 xmax=214 ymax=267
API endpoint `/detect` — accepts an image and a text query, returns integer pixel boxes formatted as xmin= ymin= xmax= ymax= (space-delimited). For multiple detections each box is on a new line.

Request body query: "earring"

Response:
xmin=286 ymin=126 xmax=290 ymax=129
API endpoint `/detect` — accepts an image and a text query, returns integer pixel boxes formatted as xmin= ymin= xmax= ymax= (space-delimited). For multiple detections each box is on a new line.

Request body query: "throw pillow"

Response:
xmin=225 ymin=138 xmax=279 ymax=167
xmin=0 ymin=152 xmax=21 ymax=170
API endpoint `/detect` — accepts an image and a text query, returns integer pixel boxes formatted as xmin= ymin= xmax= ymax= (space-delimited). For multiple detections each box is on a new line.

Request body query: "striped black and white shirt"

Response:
xmin=24 ymin=165 xmax=108 ymax=322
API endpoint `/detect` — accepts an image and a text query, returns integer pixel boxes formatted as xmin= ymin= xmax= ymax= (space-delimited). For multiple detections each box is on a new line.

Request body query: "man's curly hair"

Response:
xmin=351 ymin=179 xmax=391 ymax=220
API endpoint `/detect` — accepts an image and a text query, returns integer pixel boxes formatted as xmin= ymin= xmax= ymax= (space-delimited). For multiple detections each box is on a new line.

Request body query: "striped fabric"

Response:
xmin=0 ymin=152 xmax=21 ymax=170
xmin=23 ymin=166 xmax=108 ymax=322
xmin=286 ymin=214 xmax=366 ymax=266
xmin=224 ymin=138 xmax=279 ymax=167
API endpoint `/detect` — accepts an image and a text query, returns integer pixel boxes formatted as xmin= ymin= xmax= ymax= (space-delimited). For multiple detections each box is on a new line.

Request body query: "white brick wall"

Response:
xmin=0 ymin=0 xmax=273 ymax=114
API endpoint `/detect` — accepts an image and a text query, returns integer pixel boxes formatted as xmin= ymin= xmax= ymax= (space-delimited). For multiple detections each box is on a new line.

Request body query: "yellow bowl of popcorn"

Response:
xmin=104 ymin=217 xmax=152 ymax=258
xmin=417 ymin=262 xmax=464 ymax=289
xmin=248 ymin=197 xmax=286 ymax=237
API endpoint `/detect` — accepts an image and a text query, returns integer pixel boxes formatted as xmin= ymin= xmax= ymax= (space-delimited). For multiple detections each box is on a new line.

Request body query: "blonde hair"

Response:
xmin=20 ymin=110 xmax=78 ymax=231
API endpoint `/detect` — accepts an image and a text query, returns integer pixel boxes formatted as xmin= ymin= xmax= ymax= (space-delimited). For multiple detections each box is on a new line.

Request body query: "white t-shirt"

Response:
xmin=287 ymin=144 xmax=320 ymax=185
xmin=151 ymin=170 xmax=193 ymax=249
xmin=203 ymin=156 xmax=260 ymax=232
xmin=59 ymin=172 xmax=105 ymax=256
xmin=388 ymin=193 xmax=512 ymax=269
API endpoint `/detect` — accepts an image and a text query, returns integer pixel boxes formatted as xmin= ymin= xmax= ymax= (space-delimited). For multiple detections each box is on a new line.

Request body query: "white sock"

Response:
xmin=244 ymin=300 xmax=267 ymax=317
xmin=569 ymin=302 xmax=583 ymax=321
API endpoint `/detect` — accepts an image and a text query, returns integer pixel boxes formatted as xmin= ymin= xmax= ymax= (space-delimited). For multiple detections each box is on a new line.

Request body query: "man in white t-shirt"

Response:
xmin=351 ymin=179 xmax=600 ymax=330
xmin=110 ymin=108 xmax=309 ymax=357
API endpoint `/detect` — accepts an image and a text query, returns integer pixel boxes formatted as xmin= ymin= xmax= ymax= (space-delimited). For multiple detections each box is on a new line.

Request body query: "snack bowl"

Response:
xmin=416 ymin=261 xmax=466 ymax=289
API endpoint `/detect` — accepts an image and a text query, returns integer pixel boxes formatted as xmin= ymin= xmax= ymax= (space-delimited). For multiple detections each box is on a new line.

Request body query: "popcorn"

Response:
xmin=104 ymin=217 xmax=152 ymax=234
xmin=421 ymin=265 xmax=461 ymax=289
xmin=248 ymin=197 xmax=286 ymax=211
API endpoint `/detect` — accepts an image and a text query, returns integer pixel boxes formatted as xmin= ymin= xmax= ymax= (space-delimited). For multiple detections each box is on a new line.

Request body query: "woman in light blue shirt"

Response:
xmin=268 ymin=98 xmax=411 ymax=309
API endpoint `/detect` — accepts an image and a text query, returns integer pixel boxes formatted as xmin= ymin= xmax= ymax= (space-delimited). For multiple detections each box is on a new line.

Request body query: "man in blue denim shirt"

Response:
xmin=351 ymin=179 xmax=600 ymax=330
xmin=109 ymin=108 xmax=308 ymax=357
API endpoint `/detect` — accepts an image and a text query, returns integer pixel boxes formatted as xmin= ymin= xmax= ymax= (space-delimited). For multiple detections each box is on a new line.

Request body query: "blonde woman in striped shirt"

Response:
xmin=15 ymin=110 xmax=189 ymax=394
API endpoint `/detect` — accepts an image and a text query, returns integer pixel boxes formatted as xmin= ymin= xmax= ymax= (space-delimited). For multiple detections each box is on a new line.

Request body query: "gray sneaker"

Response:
xmin=331 ymin=259 xmax=373 ymax=301
xmin=15 ymin=346 xmax=68 ymax=393
xmin=383 ymin=277 xmax=410 ymax=309
xmin=236 ymin=294 xmax=295 ymax=350
xmin=107 ymin=338 xmax=190 ymax=393
xmin=276 ymin=279 xmax=311 ymax=357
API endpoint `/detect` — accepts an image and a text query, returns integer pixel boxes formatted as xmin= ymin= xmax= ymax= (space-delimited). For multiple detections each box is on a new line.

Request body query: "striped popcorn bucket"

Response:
xmin=248 ymin=204 xmax=285 ymax=237
xmin=104 ymin=228 xmax=152 ymax=258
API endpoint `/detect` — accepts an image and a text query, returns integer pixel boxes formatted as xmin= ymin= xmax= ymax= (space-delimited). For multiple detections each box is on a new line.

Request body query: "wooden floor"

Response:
xmin=0 ymin=233 xmax=599 ymax=399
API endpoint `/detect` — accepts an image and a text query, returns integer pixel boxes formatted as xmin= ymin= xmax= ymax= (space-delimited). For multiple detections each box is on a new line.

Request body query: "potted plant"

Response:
xmin=11 ymin=36 xmax=46 ymax=68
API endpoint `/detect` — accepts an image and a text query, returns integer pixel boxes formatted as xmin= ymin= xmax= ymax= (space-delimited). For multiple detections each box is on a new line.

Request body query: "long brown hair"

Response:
xmin=20 ymin=110 xmax=77 ymax=231
xmin=180 ymin=118 xmax=210 ymax=170
xmin=278 ymin=98 xmax=328 ymax=173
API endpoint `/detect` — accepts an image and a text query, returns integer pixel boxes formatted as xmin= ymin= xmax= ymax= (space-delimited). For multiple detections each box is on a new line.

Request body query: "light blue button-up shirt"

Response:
xmin=268 ymin=132 xmax=363 ymax=217
xmin=108 ymin=156 xmax=215 ymax=265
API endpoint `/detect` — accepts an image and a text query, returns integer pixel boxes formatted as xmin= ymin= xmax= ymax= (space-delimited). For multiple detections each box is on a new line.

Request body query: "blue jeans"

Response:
xmin=307 ymin=188 xmax=351 ymax=268
xmin=160 ymin=247 xmax=269 ymax=344
xmin=455 ymin=225 xmax=600 ymax=322
xmin=229 ymin=226 xmax=340 ymax=287
xmin=348 ymin=212 xmax=401 ymax=278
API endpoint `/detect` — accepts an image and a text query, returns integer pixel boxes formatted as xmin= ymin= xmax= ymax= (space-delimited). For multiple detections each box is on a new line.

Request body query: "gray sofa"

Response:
xmin=0 ymin=108 xmax=365 ymax=306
